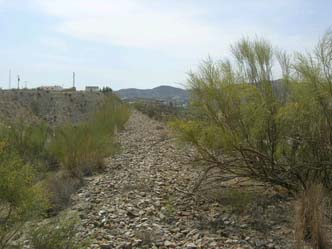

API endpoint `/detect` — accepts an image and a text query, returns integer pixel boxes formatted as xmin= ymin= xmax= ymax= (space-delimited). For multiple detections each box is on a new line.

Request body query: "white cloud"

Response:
xmin=32 ymin=0 xmax=232 ymax=58
xmin=32 ymin=0 xmax=321 ymax=61
xmin=32 ymin=0 xmax=319 ymax=61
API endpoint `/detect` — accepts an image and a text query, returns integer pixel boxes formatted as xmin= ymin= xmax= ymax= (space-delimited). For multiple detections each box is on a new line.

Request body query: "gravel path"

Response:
xmin=71 ymin=111 xmax=294 ymax=249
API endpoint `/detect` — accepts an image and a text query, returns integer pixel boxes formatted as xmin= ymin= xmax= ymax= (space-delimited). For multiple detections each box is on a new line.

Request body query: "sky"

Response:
xmin=0 ymin=0 xmax=331 ymax=90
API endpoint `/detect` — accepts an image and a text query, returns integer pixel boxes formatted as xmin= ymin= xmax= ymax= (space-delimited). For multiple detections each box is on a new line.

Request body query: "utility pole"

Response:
xmin=73 ymin=72 xmax=76 ymax=88
xmin=17 ymin=75 xmax=20 ymax=89
xmin=8 ymin=69 xmax=11 ymax=89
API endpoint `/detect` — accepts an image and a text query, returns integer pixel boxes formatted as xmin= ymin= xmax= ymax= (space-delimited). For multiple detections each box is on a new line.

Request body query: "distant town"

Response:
xmin=0 ymin=71 xmax=112 ymax=92
xmin=0 ymin=85 xmax=106 ymax=92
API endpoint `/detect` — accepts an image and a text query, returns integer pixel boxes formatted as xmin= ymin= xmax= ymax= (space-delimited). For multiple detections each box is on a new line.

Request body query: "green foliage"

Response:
xmin=172 ymin=30 xmax=332 ymax=193
xmin=29 ymin=215 xmax=89 ymax=249
xmin=0 ymin=143 xmax=48 ymax=249
xmin=30 ymin=99 xmax=41 ymax=116
xmin=0 ymin=94 xmax=130 ymax=247
xmin=92 ymin=95 xmax=130 ymax=134
xmin=48 ymin=95 xmax=130 ymax=177
xmin=0 ymin=123 xmax=49 ymax=164
xmin=132 ymin=101 xmax=185 ymax=121
xmin=48 ymin=123 xmax=107 ymax=176
xmin=101 ymin=86 xmax=113 ymax=93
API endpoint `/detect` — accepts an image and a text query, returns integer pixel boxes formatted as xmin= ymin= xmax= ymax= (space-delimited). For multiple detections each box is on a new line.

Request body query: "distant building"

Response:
xmin=62 ymin=87 xmax=76 ymax=92
xmin=38 ymin=85 xmax=63 ymax=91
xmin=85 ymin=86 xmax=99 ymax=92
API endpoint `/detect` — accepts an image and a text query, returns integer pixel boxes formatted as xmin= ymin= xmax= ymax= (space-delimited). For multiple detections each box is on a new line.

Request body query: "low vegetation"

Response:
xmin=29 ymin=215 xmax=89 ymax=249
xmin=49 ymin=96 xmax=129 ymax=177
xmin=132 ymin=101 xmax=187 ymax=121
xmin=0 ymin=143 xmax=47 ymax=249
xmin=0 ymin=94 xmax=130 ymax=248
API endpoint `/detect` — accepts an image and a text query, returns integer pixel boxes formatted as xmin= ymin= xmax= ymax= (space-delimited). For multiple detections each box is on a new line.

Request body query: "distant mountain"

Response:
xmin=115 ymin=85 xmax=189 ymax=103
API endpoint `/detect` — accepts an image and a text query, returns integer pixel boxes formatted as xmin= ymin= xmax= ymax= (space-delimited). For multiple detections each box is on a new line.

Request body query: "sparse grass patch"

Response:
xmin=134 ymin=229 xmax=156 ymax=247
xmin=44 ymin=171 xmax=82 ymax=214
xmin=29 ymin=214 xmax=89 ymax=249
xmin=161 ymin=197 xmax=177 ymax=224
xmin=216 ymin=189 xmax=257 ymax=214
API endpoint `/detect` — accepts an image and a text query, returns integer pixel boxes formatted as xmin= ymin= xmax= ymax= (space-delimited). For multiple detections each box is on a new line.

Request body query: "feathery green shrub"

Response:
xmin=48 ymin=95 xmax=130 ymax=177
xmin=0 ymin=123 xmax=49 ymax=164
xmin=0 ymin=142 xmax=48 ymax=249
xmin=172 ymin=30 xmax=332 ymax=194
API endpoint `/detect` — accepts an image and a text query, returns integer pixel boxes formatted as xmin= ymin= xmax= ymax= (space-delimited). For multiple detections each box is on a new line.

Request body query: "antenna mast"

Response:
xmin=73 ymin=72 xmax=76 ymax=88
xmin=17 ymin=75 xmax=20 ymax=89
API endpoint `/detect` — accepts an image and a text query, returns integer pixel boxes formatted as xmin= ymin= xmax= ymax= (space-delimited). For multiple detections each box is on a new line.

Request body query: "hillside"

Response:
xmin=0 ymin=90 xmax=107 ymax=125
xmin=115 ymin=85 xmax=189 ymax=103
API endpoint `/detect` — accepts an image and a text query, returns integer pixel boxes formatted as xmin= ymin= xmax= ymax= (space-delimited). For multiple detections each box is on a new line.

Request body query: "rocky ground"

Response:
xmin=71 ymin=111 xmax=295 ymax=249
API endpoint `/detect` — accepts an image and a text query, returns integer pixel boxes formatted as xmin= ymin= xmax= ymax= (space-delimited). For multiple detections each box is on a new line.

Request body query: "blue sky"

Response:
xmin=0 ymin=0 xmax=331 ymax=90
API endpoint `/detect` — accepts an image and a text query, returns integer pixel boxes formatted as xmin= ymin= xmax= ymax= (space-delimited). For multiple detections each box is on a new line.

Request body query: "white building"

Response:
xmin=38 ymin=85 xmax=63 ymax=91
xmin=85 ymin=86 xmax=99 ymax=92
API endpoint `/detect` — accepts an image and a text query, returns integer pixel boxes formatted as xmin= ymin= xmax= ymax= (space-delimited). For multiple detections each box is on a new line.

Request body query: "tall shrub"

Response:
xmin=0 ymin=141 xmax=47 ymax=249
xmin=48 ymin=95 xmax=130 ymax=177
xmin=172 ymin=31 xmax=332 ymax=194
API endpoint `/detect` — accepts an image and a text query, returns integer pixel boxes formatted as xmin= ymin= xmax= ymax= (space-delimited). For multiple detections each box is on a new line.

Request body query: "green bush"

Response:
xmin=48 ymin=95 xmax=130 ymax=177
xmin=0 ymin=94 xmax=130 ymax=246
xmin=172 ymin=30 xmax=332 ymax=194
xmin=0 ymin=142 xmax=48 ymax=249
xmin=0 ymin=122 xmax=49 ymax=164
xmin=29 ymin=215 xmax=89 ymax=249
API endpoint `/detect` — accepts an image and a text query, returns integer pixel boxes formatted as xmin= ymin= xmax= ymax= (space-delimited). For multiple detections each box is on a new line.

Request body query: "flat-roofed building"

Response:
xmin=85 ymin=86 xmax=99 ymax=92
xmin=38 ymin=85 xmax=63 ymax=91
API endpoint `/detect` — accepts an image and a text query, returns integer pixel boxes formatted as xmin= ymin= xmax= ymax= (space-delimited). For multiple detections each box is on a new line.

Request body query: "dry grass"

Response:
xmin=295 ymin=184 xmax=331 ymax=249
xmin=45 ymin=171 xmax=82 ymax=214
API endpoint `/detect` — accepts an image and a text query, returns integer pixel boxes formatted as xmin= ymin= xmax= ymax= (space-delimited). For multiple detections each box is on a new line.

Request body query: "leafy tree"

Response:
xmin=101 ymin=86 xmax=113 ymax=93
xmin=172 ymin=30 xmax=332 ymax=194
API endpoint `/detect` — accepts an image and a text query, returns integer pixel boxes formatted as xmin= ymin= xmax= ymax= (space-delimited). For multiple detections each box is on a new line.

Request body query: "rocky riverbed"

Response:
xmin=70 ymin=111 xmax=295 ymax=249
